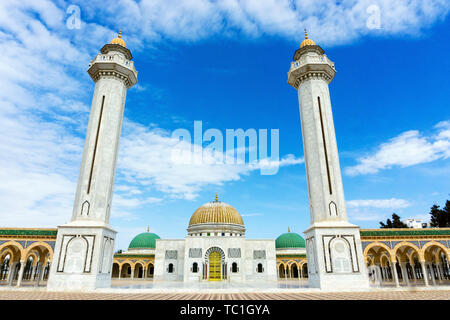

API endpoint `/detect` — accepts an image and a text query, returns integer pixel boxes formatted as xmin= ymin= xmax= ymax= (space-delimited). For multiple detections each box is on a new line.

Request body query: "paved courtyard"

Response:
xmin=0 ymin=289 xmax=449 ymax=300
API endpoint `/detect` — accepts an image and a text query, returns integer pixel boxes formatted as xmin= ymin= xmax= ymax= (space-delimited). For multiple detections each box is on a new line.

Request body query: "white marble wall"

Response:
xmin=154 ymin=237 xmax=277 ymax=282
xmin=47 ymin=225 xmax=116 ymax=291
xmin=154 ymin=239 xmax=186 ymax=281
xmin=305 ymin=225 xmax=369 ymax=290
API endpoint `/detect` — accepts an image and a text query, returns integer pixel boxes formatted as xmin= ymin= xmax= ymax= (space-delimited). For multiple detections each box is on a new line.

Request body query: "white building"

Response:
xmin=151 ymin=195 xmax=277 ymax=282
xmin=404 ymin=219 xmax=428 ymax=229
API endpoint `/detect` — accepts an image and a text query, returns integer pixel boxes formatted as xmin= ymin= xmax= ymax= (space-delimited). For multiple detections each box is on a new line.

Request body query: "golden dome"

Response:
xmin=189 ymin=197 xmax=244 ymax=226
xmin=110 ymin=31 xmax=126 ymax=48
xmin=300 ymin=29 xmax=315 ymax=48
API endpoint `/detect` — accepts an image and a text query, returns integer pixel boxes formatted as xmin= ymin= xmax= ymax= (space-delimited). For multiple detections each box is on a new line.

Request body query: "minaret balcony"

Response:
xmin=88 ymin=53 xmax=138 ymax=87
xmin=287 ymin=54 xmax=336 ymax=88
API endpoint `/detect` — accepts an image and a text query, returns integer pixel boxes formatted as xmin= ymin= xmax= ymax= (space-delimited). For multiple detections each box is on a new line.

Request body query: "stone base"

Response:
xmin=46 ymin=222 xmax=116 ymax=291
xmin=304 ymin=223 xmax=369 ymax=291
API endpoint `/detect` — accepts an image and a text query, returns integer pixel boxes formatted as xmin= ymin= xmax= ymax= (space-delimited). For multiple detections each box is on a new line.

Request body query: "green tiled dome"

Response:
xmin=128 ymin=232 xmax=160 ymax=249
xmin=275 ymin=232 xmax=305 ymax=249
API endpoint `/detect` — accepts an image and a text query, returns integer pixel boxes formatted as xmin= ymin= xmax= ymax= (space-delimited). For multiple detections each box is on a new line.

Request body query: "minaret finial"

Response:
xmin=288 ymin=226 xmax=291 ymax=232
xmin=304 ymin=29 xmax=308 ymax=39
xmin=118 ymin=30 xmax=122 ymax=38
xmin=147 ymin=226 xmax=150 ymax=232
xmin=215 ymin=193 xmax=218 ymax=202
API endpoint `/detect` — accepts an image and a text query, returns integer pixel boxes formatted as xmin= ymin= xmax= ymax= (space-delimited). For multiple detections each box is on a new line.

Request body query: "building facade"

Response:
xmin=1 ymin=217 xmax=449 ymax=287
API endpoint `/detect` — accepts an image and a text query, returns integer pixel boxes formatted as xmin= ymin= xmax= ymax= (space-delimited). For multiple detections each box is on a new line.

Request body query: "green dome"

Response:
xmin=128 ymin=232 xmax=160 ymax=249
xmin=275 ymin=232 xmax=305 ymax=249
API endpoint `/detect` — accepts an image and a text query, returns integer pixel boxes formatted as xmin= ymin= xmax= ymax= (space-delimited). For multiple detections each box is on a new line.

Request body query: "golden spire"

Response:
xmin=147 ymin=226 xmax=150 ymax=232
xmin=300 ymin=29 xmax=315 ymax=48
xmin=215 ymin=193 xmax=219 ymax=202
xmin=288 ymin=226 xmax=291 ymax=232
xmin=110 ymin=30 xmax=127 ymax=48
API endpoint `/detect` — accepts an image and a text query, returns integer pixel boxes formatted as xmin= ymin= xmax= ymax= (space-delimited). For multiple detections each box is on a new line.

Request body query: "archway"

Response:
xmin=134 ymin=263 xmax=143 ymax=278
xmin=147 ymin=263 xmax=154 ymax=278
xmin=0 ymin=253 xmax=11 ymax=283
xmin=422 ymin=241 xmax=450 ymax=285
xmin=291 ymin=264 xmax=299 ymax=278
xmin=121 ymin=263 xmax=131 ymax=278
xmin=279 ymin=264 xmax=286 ymax=278
xmin=301 ymin=263 xmax=308 ymax=278
xmin=112 ymin=263 xmax=120 ymax=278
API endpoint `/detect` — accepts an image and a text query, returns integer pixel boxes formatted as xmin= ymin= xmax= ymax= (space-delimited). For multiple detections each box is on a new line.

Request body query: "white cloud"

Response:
xmin=117 ymin=121 xmax=303 ymax=200
xmin=347 ymin=198 xmax=411 ymax=209
xmin=89 ymin=0 xmax=450 ymax=46
xmin=345 ymin=121 xmax=450 ymax=175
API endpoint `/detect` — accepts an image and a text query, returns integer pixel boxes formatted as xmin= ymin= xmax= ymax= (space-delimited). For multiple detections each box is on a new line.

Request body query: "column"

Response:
xmin=438 ymin=263 xmax=444 ymax=282
xmin=142 ymin=268 xmax=146 ymax=280
xmin=118 ymin=266 xmax=122 ymax=279
xmin=391 ymin=260 xmax=400 ymax=287
xmin=428 ymin=264 xmax=436 ymax=286
xmin=411 ymin=264 xmax=417 ymax=284
xmin=420 ymin=261 xmax=429 ymax=286
xmin=400 ymin=263 xmax=410 ymax=286
xmin=436 ymin=263 xmax=443 ymax=283
xmin=7 ymin=262 xmax=17 ymax=286
xmin=31 ymin=264 xmax=38 ymax=282
xmin=130 ymin=267 xmax=134 ymax=279
xmin=375 ymin=264 xmax=382 ymax=286
xmin=16 ymin=260 xmax=25 ymax=287
xmin=300 ymin=267 xmax=303 ymax=279
xmin=35 ymin=267 xmax=44 ymax=286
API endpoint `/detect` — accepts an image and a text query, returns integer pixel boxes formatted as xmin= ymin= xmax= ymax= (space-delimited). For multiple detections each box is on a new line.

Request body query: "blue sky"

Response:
xmin=0 ymin=1 xmax=449 ymax=251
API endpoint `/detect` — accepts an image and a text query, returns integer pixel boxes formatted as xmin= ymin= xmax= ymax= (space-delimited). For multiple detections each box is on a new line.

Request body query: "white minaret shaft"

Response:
xmin=47 ymin=32 xmax=137 ymax=291
xmin=72 ymin=33 xmax=137 ymax=224
xmin=288 ymin=46 xmax=346 ymax=224
xmin=288 ymin=31 xmax=368 ymax=290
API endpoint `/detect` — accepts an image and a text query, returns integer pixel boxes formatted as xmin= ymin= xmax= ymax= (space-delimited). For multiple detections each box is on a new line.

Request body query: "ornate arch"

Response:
xmin=363 ymin=241 xmax=392 ymax=258
xmin=0 ymin=241 xmax=25 ymax=261
xmin=0 ymin=248 xmax=14 ymax=261
xmin=421 ymin=241 xmax=449 ymax=260
xmin=204 ymin=246 xmax=225 ymax=262
xmin=392 ymin=241 xmax=421 ymax=262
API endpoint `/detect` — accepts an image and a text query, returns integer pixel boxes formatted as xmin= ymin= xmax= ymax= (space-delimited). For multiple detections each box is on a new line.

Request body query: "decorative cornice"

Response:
xmin=276 ymin=254 xmax=307 ymax=258
xmin=360 ymin=228 xmax=450 ymax=237
xmin=0 ymin=229 xmax=57 ymax=237
xmin=114 ymin=254 xmax=154 ymax=259
xmin=292 ymin=71 xmax=333 ymax=88
xmin=90 ymin=70 xmax=134 ymax=88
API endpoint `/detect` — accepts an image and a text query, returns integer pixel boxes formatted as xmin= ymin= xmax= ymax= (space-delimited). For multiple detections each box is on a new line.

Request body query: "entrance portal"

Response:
xmin=208 ymin=251 xmax=221 ymax=281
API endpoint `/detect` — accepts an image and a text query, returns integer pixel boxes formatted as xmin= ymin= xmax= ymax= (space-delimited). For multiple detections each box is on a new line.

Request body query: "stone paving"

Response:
xmin=1 ymin=279 xmax=450 ymax=300
xmin=0 ymin=289 xmax=449 ymax=300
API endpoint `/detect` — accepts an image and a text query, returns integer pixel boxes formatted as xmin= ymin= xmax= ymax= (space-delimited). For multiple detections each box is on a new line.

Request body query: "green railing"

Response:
xmin=360 ymin=228 xmax=450 ymax=237
xmin=0 ymin=229 xmax=57 ymax=236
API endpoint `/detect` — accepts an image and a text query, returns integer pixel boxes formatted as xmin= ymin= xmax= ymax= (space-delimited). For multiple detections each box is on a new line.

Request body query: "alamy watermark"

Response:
xmin=366 ymin=4 xmax=381 ymax=30
xmin=66 ymin=5 xmax=81 ymax=30
xmin=171 ymin=121 xmax=280 ymax=175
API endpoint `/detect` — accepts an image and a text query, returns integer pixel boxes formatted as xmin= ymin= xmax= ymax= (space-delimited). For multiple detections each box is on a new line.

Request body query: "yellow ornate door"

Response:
xmin=208 ymin=251 xmax=221 ymax=281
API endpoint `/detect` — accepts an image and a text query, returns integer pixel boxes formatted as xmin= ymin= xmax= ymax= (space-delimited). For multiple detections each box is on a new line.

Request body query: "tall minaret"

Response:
xmin=287 ymin=31 xmax=368 ymax=290
xmin=47 ymin=32 xmax=138 ymax=291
